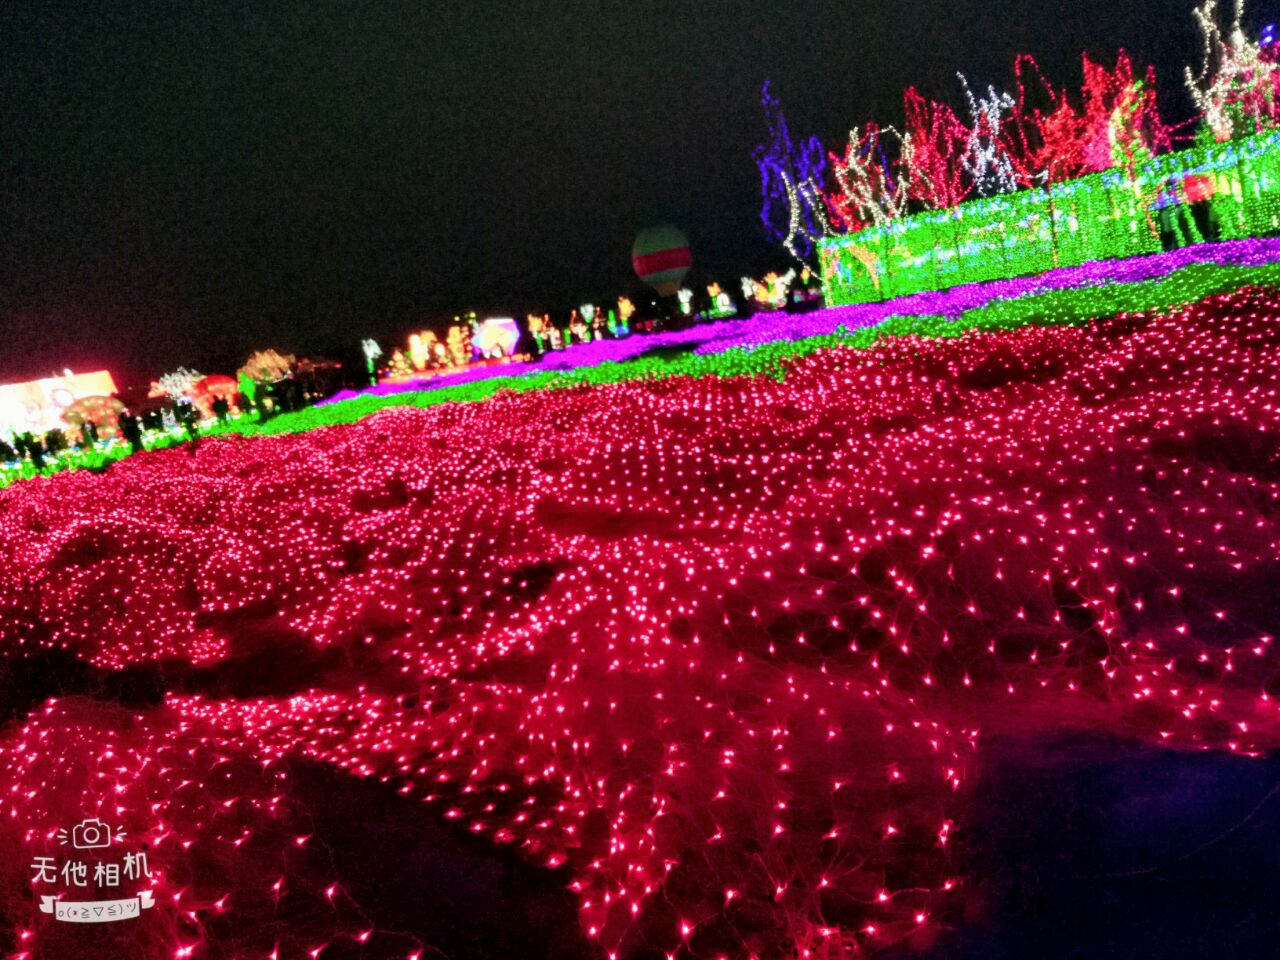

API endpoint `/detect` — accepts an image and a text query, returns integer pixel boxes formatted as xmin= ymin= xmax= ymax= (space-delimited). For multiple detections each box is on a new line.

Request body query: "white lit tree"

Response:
xmin=829 ymin=124 xmax=911 ymax=232
xmin=958 ymin=74 xmax=1021 ymax=196
xmin=1186 ymin=0 xmax=1280 ymax=141
xmin=155 ymin=367 xmax=203 ymax=404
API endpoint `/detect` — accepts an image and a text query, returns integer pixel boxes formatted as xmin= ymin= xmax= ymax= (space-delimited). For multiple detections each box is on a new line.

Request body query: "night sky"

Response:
xmin=0 ymin=0 xmax=1229 ymax=385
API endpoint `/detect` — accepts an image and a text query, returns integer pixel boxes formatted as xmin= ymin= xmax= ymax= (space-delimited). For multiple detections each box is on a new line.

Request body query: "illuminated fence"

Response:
xmin=819 ymin=129 xmax=1280 ymax=305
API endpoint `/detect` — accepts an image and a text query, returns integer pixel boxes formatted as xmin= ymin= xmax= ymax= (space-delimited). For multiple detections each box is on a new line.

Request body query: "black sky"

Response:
xmin=0 ymin=0 xmax=1242 ymax=384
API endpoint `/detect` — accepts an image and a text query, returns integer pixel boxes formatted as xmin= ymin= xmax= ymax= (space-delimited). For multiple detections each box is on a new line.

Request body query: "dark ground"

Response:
xmin=291 ymin=761 xmax=594 ymax=960
xmin=889 ymin=733 xmax=1280 ymax=960
xmin=294 ymin=733 xmax=1280 ymax=960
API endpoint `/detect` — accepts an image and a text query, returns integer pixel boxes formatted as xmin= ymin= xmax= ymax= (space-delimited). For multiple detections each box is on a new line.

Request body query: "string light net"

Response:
xmin=2 ymin=281 xmax=1280 ymax=957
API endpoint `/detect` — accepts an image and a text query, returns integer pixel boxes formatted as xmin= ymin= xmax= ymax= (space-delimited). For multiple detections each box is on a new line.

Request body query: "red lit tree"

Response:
xmin=1000 ymin=51 xmax=1173 ymax=187
xmin=1001 ymin=55 xmax=1089 ymax=186
xmin=902 ymin=87 xmax=971 ymax=209
xmin=1081 ymin=51 xmax=1173 ymax=173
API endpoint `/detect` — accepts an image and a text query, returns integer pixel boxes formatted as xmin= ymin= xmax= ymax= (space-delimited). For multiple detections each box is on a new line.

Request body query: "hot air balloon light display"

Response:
xmin=632 ymin=225 xmax=692 ymax=297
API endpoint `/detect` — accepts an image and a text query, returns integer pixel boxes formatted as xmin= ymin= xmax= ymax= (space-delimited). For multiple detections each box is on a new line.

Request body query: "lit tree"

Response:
xmin=1034 ymin=98 xmax=1091 ymax=182
xmin=754 ymin=82 xmax=836 ymax=262
xmin=239 ymin=349 xmax=295 ymax=384
xmin=1000 ymin=52 xmax=1171 ymax=187
xmin=385 ymin=349 xmax=414 ymax=381
xmin=828 ymin=124 xmax=910 ymax=232
xmin=1186 ymin=0 xmax=1280 ymax=141
xmin=1000 ymin=55 xmax=1088 ymax=187
xmin=1083 ymin=52 xmax=1173 ymax=173
xmin=958 ymin=74 xmax=1020 ymax=196
xmin=901 ymin=87 xmax=971 ymax=209
xmin=155 ymin=368 xmax=204 ymax=404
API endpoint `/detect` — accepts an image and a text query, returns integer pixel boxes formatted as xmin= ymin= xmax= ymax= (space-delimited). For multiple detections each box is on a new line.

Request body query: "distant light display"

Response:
xmin=150 ymin=369 xmax=204 ymax=406
xmin=474 ymin=317 xmax=521 ymax=358
xmin=61 ymin=396 xmax=126 ymax=441
xmin=8 ymin=239 xmax=1280 ymax=493
xmin=408 ymin=332 xmax=437 ymax=371
xmin=633 ymin=226 xmax=693 ymax=297
xmin=191 ymin=376 xmax=240 ymax=419
xmin=0 ymin=371 xmax=119 ymax=438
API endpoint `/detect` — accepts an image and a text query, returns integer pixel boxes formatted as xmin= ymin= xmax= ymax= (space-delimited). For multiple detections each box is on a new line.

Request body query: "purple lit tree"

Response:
xmin=754 ymin=82 xmax=835 ymax=263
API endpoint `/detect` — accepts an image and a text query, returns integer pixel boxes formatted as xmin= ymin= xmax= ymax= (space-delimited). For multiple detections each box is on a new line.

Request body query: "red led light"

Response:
xmin=0 ymin=287 xmax=1278 ymax=957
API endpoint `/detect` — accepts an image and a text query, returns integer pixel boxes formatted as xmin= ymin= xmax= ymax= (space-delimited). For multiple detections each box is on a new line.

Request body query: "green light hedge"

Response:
xmin=820 ymin=130 xmax=1280 ymax=305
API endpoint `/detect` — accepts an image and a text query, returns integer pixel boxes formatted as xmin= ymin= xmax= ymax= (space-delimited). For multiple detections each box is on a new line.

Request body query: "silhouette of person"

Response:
xmin=18 ymin=433 xmax=45 ymax=470
xmin=175 ymin=403 xmax=200 ymax=441
xmin=120 ymin=413 xmax=145 ymax=454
